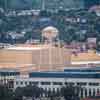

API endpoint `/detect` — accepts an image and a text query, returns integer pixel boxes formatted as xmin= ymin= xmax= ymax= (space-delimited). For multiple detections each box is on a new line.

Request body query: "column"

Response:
xmin=87 ymin=88 xmax=89 ymax=97
xmin=83 ymin=88 xmax=86 ymax=98
xmin=91 ymin=88 xmax=93 ymax=97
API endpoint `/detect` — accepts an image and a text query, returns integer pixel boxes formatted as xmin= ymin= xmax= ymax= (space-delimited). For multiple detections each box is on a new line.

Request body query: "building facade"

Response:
xmin=14 ymin=67 xmax=100 ymax=98
xmin=0 ymin=67 xmax=100 ymax=98
xmin=0 ymin=69 xmax=20 ymax=89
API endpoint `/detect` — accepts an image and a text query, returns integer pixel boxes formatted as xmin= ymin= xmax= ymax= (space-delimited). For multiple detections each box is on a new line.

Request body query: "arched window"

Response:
xmin=80 ymin=88 xmax=83 ymax=98
xmin=89 ymin=88 xmax=92 ymax=97
xmin=93 ymin=88 xmax=96 ymax=97
xmin=56 ymin=88 xmax=61 ymax=97
xmin=84 ymin=88 xmax=87 ymax=97
xmin=45 ymin=88 xmax=48 ymax=97
xmin=97 ymin=88 xmax=100 ymax=95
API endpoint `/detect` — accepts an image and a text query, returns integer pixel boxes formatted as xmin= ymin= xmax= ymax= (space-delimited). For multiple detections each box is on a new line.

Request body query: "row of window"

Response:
xmin=64 ymin=69 xmax=100 ymax=72
xmin=29 ymin=72 xmax=100 ymax=78
xmin=16 ymin=81 xmax=63 ymax=85
xmin=0 ymin=72 xmax=20 ymax=76
xmin=65 ymin=82 xmax=100 ymax=86
xmin=16 ymin=81 xmax=100 ymax=86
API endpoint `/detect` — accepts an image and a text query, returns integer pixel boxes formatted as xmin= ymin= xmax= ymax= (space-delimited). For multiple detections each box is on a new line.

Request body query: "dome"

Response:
xmin=42 ymin=26 xmax=59 ymax=33
xmin=42 ymin=26 xmax=59 ymax=39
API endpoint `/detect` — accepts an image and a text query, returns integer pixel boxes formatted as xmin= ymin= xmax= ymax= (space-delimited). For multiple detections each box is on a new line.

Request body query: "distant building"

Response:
xmin=3 ymin=0 xmax=85 ymax=10
xmin=89 ymin=5 xmax=100 ymax=16
xmin=84 ymin=0 xmax=100 ymax=9
xmin=1 ymin=44 xmax=100 ymax=71
xmin=43 ymin=0 xmax=84 ymax=10
xmin=0 ymin=69 xmax=20 ymax=89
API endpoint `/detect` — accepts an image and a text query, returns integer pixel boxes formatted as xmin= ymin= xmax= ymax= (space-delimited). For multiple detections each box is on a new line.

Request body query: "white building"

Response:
xmin=14 ymin=67 xmax=100 ymax=98
xmin=0 ymin=67 xmax=100 ymax=98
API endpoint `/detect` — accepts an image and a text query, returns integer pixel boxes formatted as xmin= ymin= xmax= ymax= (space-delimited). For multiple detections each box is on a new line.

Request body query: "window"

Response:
xmin=77 ymin=82 xmax=87 ymax=86
xmin=97 ymin=88 xmax=100 ymax=94
xmin=93 ymin=88 xmax=95 ymax=97
xmin=65 ymin=82 xmax=74 ymax=86
xmin=89 ymin=83 xmax=99 ymax=86
xmin=25 ymin=82 xmax=27 ymax=85
xmin=65 ymin=82 xmax=68 ymax=85
xmin=29 ymin=81 xmax=32 ymax=85
xmin=68 ymin=82 xmax=75 ymax=85
xmin=89 ymin=89 xmax=92 ymax=97
xmin=20 ymin=81 xmax=23 ymax=85
xmin=53 ymin=82 xmax=62 ymax=85
xmin=41 ymin=82 xmax=51 ymax=85
xmin=32 ymin=81 xmax=39 ymax=85
xmin=8 ymin=81 xmax=14 ymax=88
xmin=16 ymin=82 xmax=18 ymax=85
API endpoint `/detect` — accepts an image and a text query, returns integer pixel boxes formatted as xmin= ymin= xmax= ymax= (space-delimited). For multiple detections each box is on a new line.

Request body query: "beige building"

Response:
xmin=0 ymin=44 xmax=100 ymax=73
xmin=0 ymin=44 xmax=71 ymax=73
xmin=71 ymin=50 xmax=100 ymax=65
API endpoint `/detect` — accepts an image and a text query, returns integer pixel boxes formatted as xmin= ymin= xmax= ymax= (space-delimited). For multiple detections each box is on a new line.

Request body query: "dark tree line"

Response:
xmin=61 ymin=85 xmax=81 ymax=100
xmin=0 ymin=84 xmax=82 ymax=100
xmin=1 ymin=8 xmax=100 ymax=50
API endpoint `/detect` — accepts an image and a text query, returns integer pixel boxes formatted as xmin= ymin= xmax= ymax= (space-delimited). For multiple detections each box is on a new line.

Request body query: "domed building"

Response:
xmin=42 ymin=26 xmax=59 ymax=44
xmin=42 ymin=26 xmax=59 ymax=37
xmin=0 ymin=26 xmax=71 ymax=73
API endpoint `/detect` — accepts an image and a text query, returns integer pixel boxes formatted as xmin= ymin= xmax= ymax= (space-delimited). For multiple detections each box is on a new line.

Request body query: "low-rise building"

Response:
xmin=0 ymin=69 xmax=20 ymax=89
xmin=14 ymin=67 xmax=100 ymax=98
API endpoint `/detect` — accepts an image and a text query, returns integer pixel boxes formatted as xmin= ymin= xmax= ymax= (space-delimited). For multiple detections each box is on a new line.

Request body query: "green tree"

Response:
xmin=23 ymin=85 xmax=42 ymax=98
xmin=14 ymin=87 xmax=24 ymax=100
xmin=0 ymin=84 xmax=13 ymax=100
xmin=61 ymin=85 xmax=81 ymax=100
xmin=14 ymin=85 xmax=43 ymax=99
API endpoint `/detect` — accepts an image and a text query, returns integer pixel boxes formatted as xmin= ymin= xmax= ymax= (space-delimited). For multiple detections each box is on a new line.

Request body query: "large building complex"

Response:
xmin=0 ymin=44 xmax=70 ymax=72
xmin=0 ymin=42 xmax=100 ymax=99
xmin=0 ymin=44 xmax=100 ymax=72
xmin=0 ymin=67 xmax=100 ymax=98
xmin=0 ymin=26 xmax=100 ymax=99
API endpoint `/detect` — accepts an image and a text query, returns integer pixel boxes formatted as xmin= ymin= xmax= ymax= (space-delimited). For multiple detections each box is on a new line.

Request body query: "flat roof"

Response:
xmin=6 ymin=46 xmax=49 ymax=50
